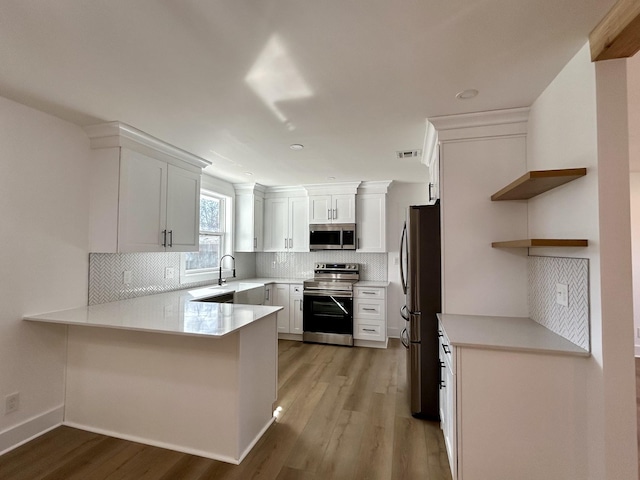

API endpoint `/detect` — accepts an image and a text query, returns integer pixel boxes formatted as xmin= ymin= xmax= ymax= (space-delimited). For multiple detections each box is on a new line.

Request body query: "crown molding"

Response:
xmin=428 ymin=107 xmax=529 ymax=142
xmin=357 ymin=180 xmax=393 ymax=194
xmin=304 ymin=182 xmax=361 ymax=196
xmin=83 ymin=121 xmax=211 ymax=170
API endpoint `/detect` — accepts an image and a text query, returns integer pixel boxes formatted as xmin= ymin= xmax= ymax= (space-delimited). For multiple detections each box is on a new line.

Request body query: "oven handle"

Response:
xmin=303 ymin=290 xmax=353 ymax=299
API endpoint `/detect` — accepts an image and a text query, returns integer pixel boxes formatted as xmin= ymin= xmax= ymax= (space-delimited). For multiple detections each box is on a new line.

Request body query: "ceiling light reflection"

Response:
xmin=245 ymin=34 xmax=313 ymax=123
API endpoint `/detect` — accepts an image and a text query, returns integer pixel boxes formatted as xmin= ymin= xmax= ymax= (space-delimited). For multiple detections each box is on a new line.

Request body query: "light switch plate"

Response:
xmin=165 ymin=267 xmax=175 ymax=279
xmin=556 ymin=283 xmax=568 ymax=307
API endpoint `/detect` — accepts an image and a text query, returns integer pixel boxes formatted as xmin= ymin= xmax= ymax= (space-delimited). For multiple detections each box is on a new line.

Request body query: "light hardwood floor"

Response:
xmin=0 ymin=339 xmax=452 ymax=480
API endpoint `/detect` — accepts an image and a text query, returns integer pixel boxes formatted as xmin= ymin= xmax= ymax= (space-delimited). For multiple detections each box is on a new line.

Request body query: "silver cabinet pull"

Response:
xmin=168 ymin=230 xmax=173 ymax=247
xmin=285 ymin=238 xmax=288 ymax=249
xmin=333 ymin=208 xmax=337 ymax=219
xmin=363 ymin=328 xmax=376 ymax=332
xmin=289 ymin=238 xmax=293 ymax=248
xmin=162 ymin=230 xmax=167 ymax=247
xmin=363 ymin=308 xmax=376 ymax=312
xmin=266 ymin=289 xmax=270 ymax=301
xmin=254 ymin=237 xmax=257 ymax=249
xmin=299 ymin=299 xmax=303 ymax=311
xmin=429 ymin=183 xmax=435 ymax=201
xmin=328 ymin=209 xmax=332 ymax=220
xmin=362 ymin=291 xmax=376 ymax=295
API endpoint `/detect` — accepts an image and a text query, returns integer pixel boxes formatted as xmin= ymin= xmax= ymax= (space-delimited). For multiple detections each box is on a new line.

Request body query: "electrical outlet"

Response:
xmin=556 ymin=283 xmax=569 ymax=307
xmin=123 ymin=270 xmax=132 ymax=285
xmin=165 ymin=267 xmax=175 ymax=279
xmin=5 ymin=392 xmax=19 ymax=414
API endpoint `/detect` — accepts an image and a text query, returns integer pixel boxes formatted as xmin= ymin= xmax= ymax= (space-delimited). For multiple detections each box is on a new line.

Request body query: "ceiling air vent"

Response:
xmin=396 ymin=149 xmax=421 ymax=159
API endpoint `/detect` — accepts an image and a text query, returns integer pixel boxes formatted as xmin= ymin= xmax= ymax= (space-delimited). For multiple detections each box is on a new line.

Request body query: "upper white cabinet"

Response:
xmin=263 ymin=188 xmax=309 ymax=252
xmin=422 ymin=120 xmax=440 ymax=205
xmin=356 ymin=181 xmax=391 ymax=253
xmin=309 ymin=194 xmax=356 ymax=224
xmin=85 ymin=122 xmax=209 ymax=253
xmin=305 ymin=183 xmax=359 ymax=224
xmin=234 ymin=183 xmax=265 ymax=252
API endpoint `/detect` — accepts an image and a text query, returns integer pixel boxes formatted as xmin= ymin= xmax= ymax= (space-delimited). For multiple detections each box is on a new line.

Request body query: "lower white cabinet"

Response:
xmin=271 ymin=283 xmax=303 ymax=338
xmin=438 ymin=317 xmax=589 ymax=480
xmin=264 ymin=284 xmax=273 ymax=305
xmin=353 ymin=286 xmax=387 ymax=347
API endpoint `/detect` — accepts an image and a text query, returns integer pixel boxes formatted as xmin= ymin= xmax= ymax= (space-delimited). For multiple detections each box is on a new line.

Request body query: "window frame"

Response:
xmin=180 ymin=188 xmax=233 ymax=284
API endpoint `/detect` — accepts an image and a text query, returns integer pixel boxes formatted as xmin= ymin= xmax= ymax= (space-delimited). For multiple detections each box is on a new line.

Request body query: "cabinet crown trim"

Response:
xmin=233 ymin=183 xmax=266 ymax=196
xmin=84 ymin=121 xmax=211 ymax=170
xmin=429 ymin=107 xmax=530 ymax=131
xmin=304 ymin=182 xmax=361 ymax=195
xmin=357 ymin=180 xmax=393 ymax=194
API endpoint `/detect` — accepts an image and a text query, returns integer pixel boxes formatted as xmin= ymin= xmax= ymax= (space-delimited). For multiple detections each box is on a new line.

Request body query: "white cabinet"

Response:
xmin=356 ymin=193 xmax=386 ymax=252
xmin=427 ymin=147 xmax=440 ymax=204
xmin=438 ymin=321 xmax=457 ymax=479
xmin=422 ymin=120 xmax=440 ymax=205
xmin=353 ymin=286 xmax=387 ymax=347
xmin=85 ymin=122 xmax=209 ymax=254
xmin=273 ymin=284 xmax=291 ymax=333
xmin=263 ymin=196 xmax=309 ymax=252
xmin=309 ymin=194 xmax=356 ymax=224
xmin=234 ymin=184 xmax=265 ymax=252
xmin=264 ymin=284 xmax=273 ymax=305
xmin=289 ymin=284 xmax=303 ymax=335
xmin=271 ymin=283 xmax=303 ymax=338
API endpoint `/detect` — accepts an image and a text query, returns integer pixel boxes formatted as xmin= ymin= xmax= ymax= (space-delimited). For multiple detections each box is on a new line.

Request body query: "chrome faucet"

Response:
xmin=218 ymin=254 xmax=236 ymax=285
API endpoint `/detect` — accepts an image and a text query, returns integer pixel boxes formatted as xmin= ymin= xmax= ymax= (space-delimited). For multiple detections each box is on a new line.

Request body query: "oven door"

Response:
xmin=303 ymin=291 xmax=353 ymax=344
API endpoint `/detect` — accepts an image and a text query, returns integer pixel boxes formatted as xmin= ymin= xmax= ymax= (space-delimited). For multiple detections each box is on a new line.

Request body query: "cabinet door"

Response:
xmin=333 ymin=194 xmax=356 ymax=223
xmin=263 ymin=198 xmax=289 ymax=252
xmin=428 ymin=146 xmax=440 ymax=205
xmin=289 ymin=196 xmax=309 ymax=252
xmin=309 ymin=195 xmax=332 ymax=224
xmin=166 ymin=165 xmax=201 ymax=252
xmin=118 ymin=149 xmax=167 ymax=252
xmin=273 ymin=284 xmax=291 ymax=333
xmin=254 ymin=196 xmax=264 ymax=251
xmin=356 ymin=193 xmax=386 ymax=252
xmin=290 ymin=285 xmax=303 ymax=334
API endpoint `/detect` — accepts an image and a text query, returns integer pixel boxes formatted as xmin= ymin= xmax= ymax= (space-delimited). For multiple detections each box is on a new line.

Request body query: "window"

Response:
xmin=181 ymin=190 xmax=231 ymax=283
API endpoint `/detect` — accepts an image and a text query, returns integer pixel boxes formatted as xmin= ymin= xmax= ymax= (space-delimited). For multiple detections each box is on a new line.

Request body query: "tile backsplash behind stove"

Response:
xmin=255 ymin=252 xmax=387 ymax=280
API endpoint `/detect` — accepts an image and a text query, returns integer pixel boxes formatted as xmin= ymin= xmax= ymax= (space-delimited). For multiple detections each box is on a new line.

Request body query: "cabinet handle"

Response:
xmin=362 ymin=291 xmax=376 ymax=295
xmin=285 ymin=238 xmax=288 ymax=250
xmin=357 ymin=238 xmax=360 ymax=249
xmin=333 ymin=208 xmax=337 ymax=219
xmin=328 ymin=209 xmax=332 ymax=220
xmin=443 ymin=344 xmax=451 ymax=354
xmin=363 ymin=308 xmax=376 ymax=312
xmin=300 ymin=299 xmax=303 ymax=311
xmin=168 ymin=230 xmax=173 ymax=247
xmin=363 ymin=328 xmax=376 ymax=332
xmin=289 ymin=238 xmax=293 ymax=248
xmin=254 ymin=237 xmax=257 ymax=249
xmin=266 ymin=289 xmax=270 ymax=301
xmin=429 ymin=183 xmax=434 ymax=201
xmin=162 ymin=229 xmax=167 ymax=247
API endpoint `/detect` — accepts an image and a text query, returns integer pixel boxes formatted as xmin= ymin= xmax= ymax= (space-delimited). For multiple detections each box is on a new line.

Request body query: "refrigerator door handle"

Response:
xmin=400 ymin=328 xmax=409 ymax=349
xmin=399 ymin=221 xmax=407 ymax=294
xmin=400 ymin=305 xmax=409 ymax=321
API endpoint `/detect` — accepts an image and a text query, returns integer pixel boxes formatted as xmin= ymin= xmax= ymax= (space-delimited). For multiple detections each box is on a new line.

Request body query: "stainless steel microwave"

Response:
xmin=309 ymin=224 xmax=356 ymax=250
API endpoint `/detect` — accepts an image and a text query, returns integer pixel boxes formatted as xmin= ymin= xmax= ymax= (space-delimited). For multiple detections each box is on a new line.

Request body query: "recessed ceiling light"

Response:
xmin=290 ymin=144 xmax=304 ymax=150
xmin=455 ymin=89 xmax=479 ymax=100
xmin=244 ymin=172 xmax=253 ymax=176
xmin=327 ymin=176 xmax=336 ymax=180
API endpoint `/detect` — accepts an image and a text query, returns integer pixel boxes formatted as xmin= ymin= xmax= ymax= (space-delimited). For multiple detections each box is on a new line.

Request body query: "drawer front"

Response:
xmin=290 ymin=284 xmax=303 ymax=297
xmin=354 ymin=286 xmax=385 ymax=299
xmin=354 ymin=321 xmax=384 ymax=341
xmin=354 ymin=298 xmax=385 ymax=320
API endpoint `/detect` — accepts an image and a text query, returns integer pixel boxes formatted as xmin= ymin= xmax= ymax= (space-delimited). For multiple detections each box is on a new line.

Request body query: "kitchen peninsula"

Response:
xmin=24 ymin=286 xmax=282 ymax=464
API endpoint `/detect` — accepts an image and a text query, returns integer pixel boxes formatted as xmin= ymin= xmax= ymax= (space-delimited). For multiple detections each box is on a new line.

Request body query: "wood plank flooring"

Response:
xmin=0 ymin=339 xmax=452 ymax=480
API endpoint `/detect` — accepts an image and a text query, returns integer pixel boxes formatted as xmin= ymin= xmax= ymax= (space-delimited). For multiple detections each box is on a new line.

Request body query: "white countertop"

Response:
xmin=437 ymin=313 xmax=589 ymax=357
xmin=25 ymin=283 xmax=282 ymax=338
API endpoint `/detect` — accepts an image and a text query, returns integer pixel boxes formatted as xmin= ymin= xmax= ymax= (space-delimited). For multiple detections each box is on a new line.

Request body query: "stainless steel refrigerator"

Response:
xmin=400 ymin=202 xmax=441 ymax=420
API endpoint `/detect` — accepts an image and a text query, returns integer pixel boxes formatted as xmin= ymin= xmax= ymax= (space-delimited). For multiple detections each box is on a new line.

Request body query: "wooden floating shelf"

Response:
xmin=491 ymin=168 xmax=587 ymax=201
xmin=492 ymin=239 xmax=589 ymax=248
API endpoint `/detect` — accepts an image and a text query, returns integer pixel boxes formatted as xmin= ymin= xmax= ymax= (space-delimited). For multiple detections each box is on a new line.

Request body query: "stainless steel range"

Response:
xmin=303 ymin=263 xmax=359 ymax=347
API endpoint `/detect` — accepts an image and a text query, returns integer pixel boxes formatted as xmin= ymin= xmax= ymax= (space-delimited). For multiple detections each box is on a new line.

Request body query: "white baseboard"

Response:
xmin=0 ymin=405 xmax=64 ymax=456
xmin=387 ymin=327 xmax=400 ymax=339
xmin=238 ymin=416 xmax=276 ymax=464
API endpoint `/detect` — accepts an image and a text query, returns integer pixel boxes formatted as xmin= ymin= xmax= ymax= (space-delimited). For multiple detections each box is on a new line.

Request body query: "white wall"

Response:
xmin=627 ymin=53 xmax=640 ymax=354
xmin=385 ymin=182 xmax=429 ymax=337
xmin=0 ymin=96 xmax=90 ymax=452
xmin=527 ymin=43 xmax=637 ymax=479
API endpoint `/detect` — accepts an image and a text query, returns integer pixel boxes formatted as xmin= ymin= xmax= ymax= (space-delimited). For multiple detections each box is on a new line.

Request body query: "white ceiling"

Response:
xmin=0 ymin=0 xmax=616 ymax=186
